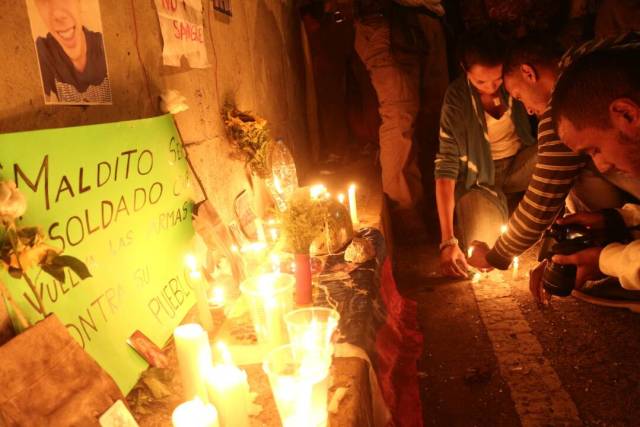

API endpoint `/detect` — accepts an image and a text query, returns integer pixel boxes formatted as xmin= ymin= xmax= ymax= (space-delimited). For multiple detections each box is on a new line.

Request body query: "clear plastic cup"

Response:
xmin=263 ymin=344 xmax=330 ymax=427
xmin=239 ymin=273 xmax=294 ymax=349
xmin=285 ymin=307 xmax=340 ymax=359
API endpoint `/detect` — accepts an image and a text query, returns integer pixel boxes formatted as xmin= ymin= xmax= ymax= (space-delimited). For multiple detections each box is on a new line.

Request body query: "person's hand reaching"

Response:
xmin=529 ymin=260 xmax=553 ymax=305
xmin=440 ymin=244 xmax=469 ymax=278
xmin=552 ymin=247 xmax=604 ymax=289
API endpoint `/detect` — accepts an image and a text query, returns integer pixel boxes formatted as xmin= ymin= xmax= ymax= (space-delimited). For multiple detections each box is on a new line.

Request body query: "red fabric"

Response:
xmin=375 ymin=257 xmax=424 ymax=427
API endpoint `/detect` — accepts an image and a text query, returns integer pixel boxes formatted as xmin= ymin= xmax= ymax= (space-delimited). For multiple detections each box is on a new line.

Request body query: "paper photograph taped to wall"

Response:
xmin=25 ymin=0 xmax=112 ymax=105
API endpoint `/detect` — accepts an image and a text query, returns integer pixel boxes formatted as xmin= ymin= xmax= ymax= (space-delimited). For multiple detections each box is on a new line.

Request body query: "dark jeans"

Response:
xmin=456 ymin=144 xmax=537 ymax=248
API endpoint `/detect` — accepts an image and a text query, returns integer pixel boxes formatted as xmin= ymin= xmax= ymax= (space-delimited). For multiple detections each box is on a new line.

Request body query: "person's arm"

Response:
xmin=435 ymin=178 xmax=456 ymax=242
xmin=435 ymin=83 xmax=469 ymax=277
xmin=485 ymin=107 xmax=586 ymax=269
xmin=599 ymin=241 xmax=640 ymax=290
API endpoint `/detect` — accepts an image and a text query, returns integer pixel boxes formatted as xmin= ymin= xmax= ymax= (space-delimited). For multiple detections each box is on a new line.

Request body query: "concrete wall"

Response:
xmin=0 ymin=0 xmax=310 ymax=221
xmin=0 ymin=0 xmax=310 ymax=341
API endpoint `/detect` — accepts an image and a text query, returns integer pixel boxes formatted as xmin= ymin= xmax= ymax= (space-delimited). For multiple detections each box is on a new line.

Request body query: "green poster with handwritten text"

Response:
xmin=0 ymin=115 xmax=196 ymax=392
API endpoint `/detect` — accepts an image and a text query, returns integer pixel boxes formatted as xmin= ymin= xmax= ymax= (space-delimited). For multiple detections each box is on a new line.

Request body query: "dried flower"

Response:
xmin=0 ymin=181 xmax=26 ymax=222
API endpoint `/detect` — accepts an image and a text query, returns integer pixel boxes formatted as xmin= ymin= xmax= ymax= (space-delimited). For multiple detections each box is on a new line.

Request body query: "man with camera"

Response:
xmin=534 ymin=47 xmax=640 ymax=302
xmin=467 ymin=34 xmax=640 ymax=289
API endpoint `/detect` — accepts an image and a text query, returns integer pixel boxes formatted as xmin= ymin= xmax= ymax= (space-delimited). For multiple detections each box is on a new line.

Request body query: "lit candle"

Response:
xmin=206 ymin=343 xmax=251 ymax=427
xmin=269 ymin=227 xmax=278 ymax=242
xmin=190 ymin=272 xmax=214 ymax=332
xmin=337 ymin=193 xmax=345 ymax=205
xmin=240 ymin=242 xmax=268 ymax=275
xmin=348 ymin=184 xmax=359 ymax=226
xmin=174 ymin=324 xmax=212 ymax=402
xmin=208 ymin=286 xmax=225 ymax=309
xmin=512 ymin=256 xmax=519 ymax=280
xmin=172 ymin=398 xmax=219 ymax=427
xmin=467 ymin=246 xmax=474 ymax=258
xmin=500 ymin=224 xmax=508 ymax=234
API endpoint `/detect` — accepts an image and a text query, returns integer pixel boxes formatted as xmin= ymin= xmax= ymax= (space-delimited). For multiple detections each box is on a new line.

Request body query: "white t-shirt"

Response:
xmin=485 ymin=108 xmax=522 ymax=160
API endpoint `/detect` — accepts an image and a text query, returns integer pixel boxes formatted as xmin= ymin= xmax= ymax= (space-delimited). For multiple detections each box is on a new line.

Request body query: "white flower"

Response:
xmin=0 ymin=181 xmax=27 ymax=222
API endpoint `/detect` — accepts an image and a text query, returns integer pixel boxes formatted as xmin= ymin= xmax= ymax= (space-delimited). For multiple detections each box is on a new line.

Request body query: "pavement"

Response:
xmin=395 ymin=240 xmax=640 ymax=426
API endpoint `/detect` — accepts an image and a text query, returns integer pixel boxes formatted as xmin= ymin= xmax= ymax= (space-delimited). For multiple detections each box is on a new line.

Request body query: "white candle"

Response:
xmin=190 ymin=270 xmax=214 ymax=332
xmin=174 ymin=324 xmax=212 ymax=402
xmin=172 ymin=398 xmax=219 ymax=427
xmin=348 ymin=184 xmax=359 ymax=226
xmin=206 ymin=343 xmax=251 ymax=427
xmin=512 ymin=256 xmax=519 ymax=280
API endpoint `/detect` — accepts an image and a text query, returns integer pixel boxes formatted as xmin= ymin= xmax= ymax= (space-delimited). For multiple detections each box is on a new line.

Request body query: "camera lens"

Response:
xmin=542 ymin=262 xmax=576 ymax=297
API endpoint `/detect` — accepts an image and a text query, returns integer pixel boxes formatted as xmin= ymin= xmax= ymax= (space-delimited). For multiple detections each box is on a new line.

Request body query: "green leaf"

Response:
xmin=41 ymin=264 xmax=65 ymax=283
xmin=52 ymin=255 xmax=92 ymax=280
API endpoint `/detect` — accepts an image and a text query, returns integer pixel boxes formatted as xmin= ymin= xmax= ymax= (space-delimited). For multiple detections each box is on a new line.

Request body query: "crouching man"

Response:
xmin=531 ymin=47 xmax=640 ymax=303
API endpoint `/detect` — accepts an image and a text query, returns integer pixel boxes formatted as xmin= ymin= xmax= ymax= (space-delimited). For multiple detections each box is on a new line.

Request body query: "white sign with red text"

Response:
xmin=154 ymin=0 xmax=210 ymax=68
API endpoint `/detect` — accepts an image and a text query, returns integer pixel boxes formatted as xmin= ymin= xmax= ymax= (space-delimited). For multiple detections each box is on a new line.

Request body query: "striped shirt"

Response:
xmin=486 ymin=108 xmax=585 ymax=268
xmin=486 ymin=32 xmax=640 ymax=269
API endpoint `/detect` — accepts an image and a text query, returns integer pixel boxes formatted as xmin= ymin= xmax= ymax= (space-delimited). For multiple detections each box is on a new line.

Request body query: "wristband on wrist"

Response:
xmin=439 ymin=237 xmax=459 ymax=251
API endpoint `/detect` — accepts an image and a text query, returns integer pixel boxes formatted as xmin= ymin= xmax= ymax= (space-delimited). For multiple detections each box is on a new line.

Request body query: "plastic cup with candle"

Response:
xmin=240 ymin=272 xmax=295 ymax=350
xmin=205 ymin=342 xmax=251 ymax=427
xmin=285 ymin=307 xmax=339 ymax=360
xmin=172 ymin=398 xmax=219 ymax=427
xmin=240 ymin=242 xmax=269 ymax=276
xmin=174 ymin=324 xmax=213 ymax=402
xmin=263 ymin=344 xmax=330 ymax=427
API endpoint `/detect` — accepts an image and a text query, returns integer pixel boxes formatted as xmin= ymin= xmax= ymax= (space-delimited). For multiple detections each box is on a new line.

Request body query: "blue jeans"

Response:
xmin=456 ymin=144 xmax=537 ymax=248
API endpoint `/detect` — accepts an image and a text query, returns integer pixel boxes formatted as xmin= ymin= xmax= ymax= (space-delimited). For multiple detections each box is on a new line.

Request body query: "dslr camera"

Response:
xmin=538 ymin=224 xmax=599 ymax=297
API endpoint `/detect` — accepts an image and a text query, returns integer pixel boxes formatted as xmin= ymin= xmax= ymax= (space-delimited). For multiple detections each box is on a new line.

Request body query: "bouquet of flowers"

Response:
xmin=222 ymin=105 xmax=272 ymax=178
xmin=0 ymin=181 xmax=91 ymax=330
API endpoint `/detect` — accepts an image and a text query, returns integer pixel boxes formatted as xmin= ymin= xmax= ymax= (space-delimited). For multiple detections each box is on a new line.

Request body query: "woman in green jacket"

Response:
xmin=435 ymin=28 xmax=536 ymax=278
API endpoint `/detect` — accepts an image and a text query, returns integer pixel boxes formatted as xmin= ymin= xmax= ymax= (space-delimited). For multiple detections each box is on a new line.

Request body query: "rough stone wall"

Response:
xmin=0 ymin=0 xmax=310 ymax=222
xmin=0 ymin=0 xmax=310 ymax=340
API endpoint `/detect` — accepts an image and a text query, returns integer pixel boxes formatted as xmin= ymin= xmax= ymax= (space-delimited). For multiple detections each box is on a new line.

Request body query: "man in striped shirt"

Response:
xmin=469 ymin=33 xmax=640 ymax=271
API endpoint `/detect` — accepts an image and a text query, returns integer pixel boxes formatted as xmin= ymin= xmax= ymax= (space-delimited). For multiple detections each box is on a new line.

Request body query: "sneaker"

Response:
xmin=572 ymin=277 xmax=640 ymax=313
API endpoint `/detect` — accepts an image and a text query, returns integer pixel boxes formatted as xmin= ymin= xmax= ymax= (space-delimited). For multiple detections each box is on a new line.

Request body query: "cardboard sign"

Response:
xmin=0 ymin=115 xmax=196 ymax=393
xmin=154 ymin=0 xmax=210 ymax=68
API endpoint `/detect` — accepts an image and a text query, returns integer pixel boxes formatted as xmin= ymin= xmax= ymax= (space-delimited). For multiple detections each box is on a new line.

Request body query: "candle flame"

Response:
xmin=209 ymin=286 xmax=225 ymax=306
xmin=467 ymin=246 xmax=474 ymax=258
xmin=269 ymin=228 xmax=278 ymax=242
xmin=500 ymin=224 xmax=508 ymax=234
xmin=230 ymin=244 xmax=239 ymax=253
xmin=513 ymin=256 xmax=519 ymax=266
xmin=216 ymin=342 xmax=234 ymax=365
xmin=273 ymin=176 xmax=283 ymax=194
xmin=309 ymin=184 xmax=327 ymax=199
xmin=240 ymin=242 xmax=268 ymax=253
xmin=185 ymin=254 xmax=197 ymax=272
xmin=338 ymin=193 xmax=345 ymax=204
